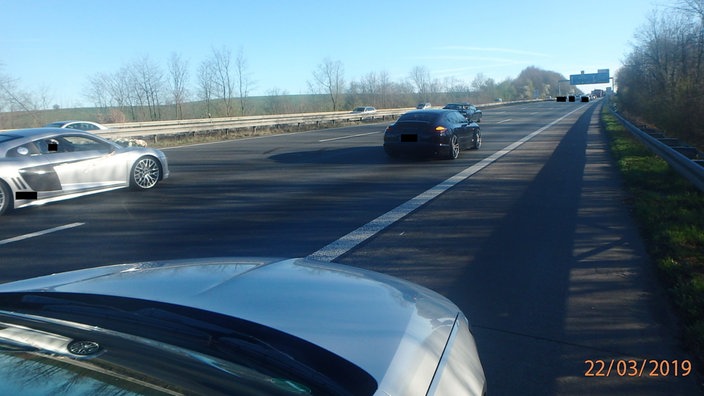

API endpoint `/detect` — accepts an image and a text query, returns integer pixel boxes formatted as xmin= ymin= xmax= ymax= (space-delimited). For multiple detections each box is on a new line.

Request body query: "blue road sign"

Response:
xmin=570 ymin=70 xmax=610 ymax=85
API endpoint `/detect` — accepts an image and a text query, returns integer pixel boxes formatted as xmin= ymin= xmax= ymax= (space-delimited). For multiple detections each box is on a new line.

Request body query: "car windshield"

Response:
xmin=397 ymin=112 xmax=440 ymax=123
xmin=0 ymin=292 xmax=377 ymax=396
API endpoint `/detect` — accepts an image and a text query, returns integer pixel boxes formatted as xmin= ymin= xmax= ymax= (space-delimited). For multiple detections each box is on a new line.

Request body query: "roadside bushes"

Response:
xmin=616 ymin=8 xmax=704 ymax=151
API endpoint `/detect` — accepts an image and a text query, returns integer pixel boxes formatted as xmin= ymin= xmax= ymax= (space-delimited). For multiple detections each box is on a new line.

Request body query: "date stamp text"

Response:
xmin=584 ymin=359 xmax=692 ymax=377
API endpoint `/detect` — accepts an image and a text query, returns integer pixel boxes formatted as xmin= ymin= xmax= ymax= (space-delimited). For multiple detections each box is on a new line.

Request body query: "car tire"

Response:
xmin=0 ymin=180 xmax=12 ymax=216
xmin=472 ymin=131 xmax=482 ymax=149
xmin=129 ymin=156 xmax=162 ymax=190
xmin=448 ymin=135 xmax=460 ymax=160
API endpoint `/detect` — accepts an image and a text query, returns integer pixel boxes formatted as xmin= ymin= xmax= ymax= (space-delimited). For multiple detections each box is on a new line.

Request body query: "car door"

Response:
xmin=35 ymin=134 xmax=127 ymax=193
xmin=450 ymin=112 xmax=470 ymax=146
xmin=4 ymin=142 xmax=64 ymax=195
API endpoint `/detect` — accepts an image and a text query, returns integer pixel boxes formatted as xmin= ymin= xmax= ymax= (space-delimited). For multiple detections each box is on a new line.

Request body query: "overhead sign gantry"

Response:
xmin=569 ymin=69 xmax=610 ymax=85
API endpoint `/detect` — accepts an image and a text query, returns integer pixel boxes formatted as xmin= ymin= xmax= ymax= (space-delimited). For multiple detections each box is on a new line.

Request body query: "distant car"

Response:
xmin=44 ymin=120 xmax=109 ymax=132
xmin=442 ymin=103 xmax=482 ymax=122
xmin=0 ymin=256 xmax=487 ymax=395
xmin=351 ymin=106 xmax=376 ymax=114
xmin=384 ymin=109 xmax=481 ymax=160
xmin=0 ymin=127 xmax=169 ymax=215
xmin=416 ymin=102 xmax=432 ymax=109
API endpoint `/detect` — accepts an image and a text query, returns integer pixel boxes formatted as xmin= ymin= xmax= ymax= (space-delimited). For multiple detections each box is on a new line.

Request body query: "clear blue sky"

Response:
xmin=1 ymin=0 xmax=664 ymax=108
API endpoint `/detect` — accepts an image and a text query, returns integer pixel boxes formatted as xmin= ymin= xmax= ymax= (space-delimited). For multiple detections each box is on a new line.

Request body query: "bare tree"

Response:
xmin=0 ymin=66 xmax=48 ymax=126
xmin=675 ymin=0 xmax=704 ymax=21
xmin=197 ymin=59 xmax=216 ymax=118
xmin=0 ymin=69 xmax=25 ymax=112
xmin=310 ymin=58 xmax=345 ymax=111
xmin=409 ymin=66 xmax=431 ymax=101
xmin=111 ymin=67 xmax=140 ymax=119
xmin=168 ymin=52 xmax=189 ymax=119
xmin=130 ymin=56 xmax=165 ymax=121
xmin=377 ymin=70 xmax=394 ymax=108
xmin=85 ymin=72 xmax=112 ymax=109
xmin=211 ymin=46 xmax=235 ymax=117
xmin=619 ymin=8 xmax=704 ymax=148
xmin=235 ymin=47 xmax=255 ymax=116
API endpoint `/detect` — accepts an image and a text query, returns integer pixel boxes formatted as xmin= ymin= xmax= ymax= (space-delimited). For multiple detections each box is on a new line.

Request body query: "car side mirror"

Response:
xmin=16 ymin=147 xmax=29 ymax=156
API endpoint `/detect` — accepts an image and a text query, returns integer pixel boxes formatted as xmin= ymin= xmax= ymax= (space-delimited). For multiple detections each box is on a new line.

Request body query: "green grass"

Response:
xmin=602 ymin=107 xmax=704 ymax=362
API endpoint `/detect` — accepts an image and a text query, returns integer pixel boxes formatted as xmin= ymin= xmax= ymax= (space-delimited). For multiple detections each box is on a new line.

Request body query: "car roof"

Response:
xmin=0 ymin=128 xmax=114 ymax=153
xmin=45 ymin=120 xmax=75 ymax=126
xmin=1 ymin=127 xmax=91 ymax=140
xmin=45 ymin=120 xmax=98 ymax=125
xmin=403 ymin=109 xmax=457 ymax=116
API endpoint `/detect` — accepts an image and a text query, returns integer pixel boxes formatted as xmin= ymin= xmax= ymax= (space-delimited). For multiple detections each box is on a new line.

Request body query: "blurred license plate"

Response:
xmin=401 ymin=134 xmax=417 ymax=142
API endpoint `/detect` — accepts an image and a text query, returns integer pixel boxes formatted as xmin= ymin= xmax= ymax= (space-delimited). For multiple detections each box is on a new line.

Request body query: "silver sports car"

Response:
xmin=0 ymin=257 xmax=487 ymax=395
xmin=0 ymin=127 xmax=168 ymax=215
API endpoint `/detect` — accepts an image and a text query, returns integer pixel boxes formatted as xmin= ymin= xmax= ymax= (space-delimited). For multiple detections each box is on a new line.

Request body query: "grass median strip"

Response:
xmin=602 ymin=108 xmax=704 ymax=363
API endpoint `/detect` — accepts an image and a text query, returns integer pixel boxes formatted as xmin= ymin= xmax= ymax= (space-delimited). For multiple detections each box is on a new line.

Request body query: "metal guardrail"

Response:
xmin=97 ymin=109 xmax=411 ymax=139
xmin=96 ymin=100 xmax=530 ymax=140
xmin=611 ymin=109 xmax=704 ymax=192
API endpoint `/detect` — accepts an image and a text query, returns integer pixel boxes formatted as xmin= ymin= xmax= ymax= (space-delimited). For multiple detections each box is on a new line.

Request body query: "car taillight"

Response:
xmin=435 ymin=126 xmax=447 ymax=133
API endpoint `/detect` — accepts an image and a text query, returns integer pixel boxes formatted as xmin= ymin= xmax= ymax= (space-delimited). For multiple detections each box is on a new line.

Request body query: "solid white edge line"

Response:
xmin=308 ymin=106 xmax=583 ymax=262
xmin=0 ymin=222 xmax=85 ymax=246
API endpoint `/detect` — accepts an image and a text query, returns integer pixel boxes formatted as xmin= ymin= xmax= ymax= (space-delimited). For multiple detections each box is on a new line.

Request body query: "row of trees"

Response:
xmin=2 ymin=47 xmax=575 ymax=128
xmin=84 ymin=47 xmax=253 ymax=122
xmin=617 ymin=0 xmax=704 ymax=149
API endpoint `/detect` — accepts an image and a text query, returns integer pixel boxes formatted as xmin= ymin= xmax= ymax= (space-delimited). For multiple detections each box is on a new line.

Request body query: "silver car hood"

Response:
xmin=0 ymin=257 xmax=484 ymax=395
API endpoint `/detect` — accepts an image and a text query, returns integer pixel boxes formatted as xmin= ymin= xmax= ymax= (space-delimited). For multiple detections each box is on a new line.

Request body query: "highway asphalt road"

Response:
xmin=0 ymin=100 xmax=700 ymax=394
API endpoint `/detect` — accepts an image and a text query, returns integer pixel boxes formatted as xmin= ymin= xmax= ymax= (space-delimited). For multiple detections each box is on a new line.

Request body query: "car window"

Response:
xmin=61 ymin=135 xmax=113 ymax=152
xmin=5 ymin=142 xmax=41 ymax=157
xmin=35 ymin=135 xmax=113 ymax=154
xmin=398 ymin=112 xmax=439 ymax=123
xmin=68 ymin=123 xmax=98 ymax=131
xmin=456 ymin=112 xmax=467 ymax=123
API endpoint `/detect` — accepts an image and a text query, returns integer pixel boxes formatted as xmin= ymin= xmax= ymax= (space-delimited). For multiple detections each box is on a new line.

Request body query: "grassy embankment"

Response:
xmin=601 ymin=108 xmax=704 ymax=362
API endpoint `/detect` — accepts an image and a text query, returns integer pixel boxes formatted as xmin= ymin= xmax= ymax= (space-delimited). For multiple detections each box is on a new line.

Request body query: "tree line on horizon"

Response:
xmin=1 ymin=46 xmax=576 ymax=129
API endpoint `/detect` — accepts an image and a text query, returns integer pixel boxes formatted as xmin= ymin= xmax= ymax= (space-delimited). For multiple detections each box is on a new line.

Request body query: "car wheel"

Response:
xmin=0 ymin=180 xmax=12 ymax=216
xmin=130 ymin=156 xmax=162 ymax=190
xmin=472 ymin=131 xmax=482 ymax=149
xmin=448 ymin=135 xmax=460 ymax=159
